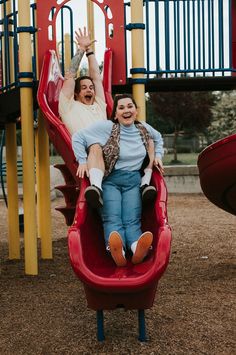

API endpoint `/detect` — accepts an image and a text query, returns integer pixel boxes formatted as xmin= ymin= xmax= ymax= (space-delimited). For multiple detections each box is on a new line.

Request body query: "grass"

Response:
xmin=163 ymin=153 xmax=198 ymax=166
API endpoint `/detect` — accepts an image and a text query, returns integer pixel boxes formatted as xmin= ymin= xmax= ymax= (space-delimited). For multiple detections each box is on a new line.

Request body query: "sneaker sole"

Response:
xmin=85 ymin=187 xmax=103 ymax=208
xmin=142 ymin=188 xmax=157 ymax=204
xmin=132 ymin=231 xmax=153 ymax=264
xmin=108 ymin=232 xmax=127 ymax=267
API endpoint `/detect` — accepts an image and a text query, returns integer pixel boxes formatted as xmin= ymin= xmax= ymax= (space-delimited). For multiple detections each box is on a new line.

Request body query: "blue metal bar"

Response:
xmin=197 ymin=0 xmax=201 ymax=70
xmin=212 ymin=0 xmax=215 ymax=75
xmin=148 ymin=67 xmax=235 ymax=75
xmin=126 ymin=23 xmax=145 ymax=30
xmin=155 ymin=0 xmax=160 ymax=74
xmin=174 ymin=1 xmax=178 ymax=77
xmin=96 ymin=310 xmax=105 ymax=341
xmin=187 ymin=0 xmax=191 ymax=71
xmin=69 ymin=9 xmax=74 ymax=57
xmin=208 ymin=0 xmax=212 ymax=70
xmin=192 ymin=0 xmax=196 ymax=75
xmin=218 ymin=0 xmax=223 ymax=69
xmin=12 ymin=0 xmax=19 ymax=84
xmin=229 ymin=0 xmax=232 ymax=68
xmin=164 ymin=0 xmax=170 ymax=77
xmin=61 ymin=5 xmax=74 ymax=57
xmin=219 ymin=0 xmax=224 ymax=74
xmin=138 ymin=310 xmax=147 ymax=342
xmin=3 ymin=2 xmax=10 ymax=87
xmin=61 ymin=8 xmax=65 ymax=76
xmin=130 ymin=67 xmax=146 ymax=74
xmin=202 ymin=0 xmax=206 ymax=76
xmin=0 ymin=82 xmax=18 ymax=91
xmin=145 ymin=0 xmax=150 ymax=79
xmin=57 ymin=5 xmax=73 ymax=75
xmin=183 ymin=2 xmax=187 ymax=71
xmin=177 ymin=0 xmax=180 ymax=71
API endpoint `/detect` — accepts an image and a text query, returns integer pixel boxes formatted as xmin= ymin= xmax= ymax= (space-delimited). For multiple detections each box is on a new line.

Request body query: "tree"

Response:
xmin=208 ymin=91 xmax=236 ymax=142
xmin=147 ymin=91 xmax=216 ymax=162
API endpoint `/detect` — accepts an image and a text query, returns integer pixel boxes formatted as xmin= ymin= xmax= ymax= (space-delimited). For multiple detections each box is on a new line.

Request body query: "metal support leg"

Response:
xmin=96 ymin=310 xmax=105 ymax=341
xmin=138 ymin=309 xmax=147 ymax=342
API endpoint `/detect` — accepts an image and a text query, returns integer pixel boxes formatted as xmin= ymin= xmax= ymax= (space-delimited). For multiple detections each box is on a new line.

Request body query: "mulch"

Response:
xmin=0 ymin=194 xmax=235 ymax=355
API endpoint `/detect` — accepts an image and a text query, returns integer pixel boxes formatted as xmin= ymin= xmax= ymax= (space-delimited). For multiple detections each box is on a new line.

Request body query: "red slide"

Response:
xmin=198 ymin=134 xmax=236 ymax=216
xmin=37 ymin=49 xmax=172 ymax=339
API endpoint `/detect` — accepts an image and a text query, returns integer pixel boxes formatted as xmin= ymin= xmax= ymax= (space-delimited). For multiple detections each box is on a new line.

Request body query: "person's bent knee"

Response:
xmin=88 ymin=143 xmax=102 ymax=157
xmin=87 ymin=144 xmax=105 ymax=172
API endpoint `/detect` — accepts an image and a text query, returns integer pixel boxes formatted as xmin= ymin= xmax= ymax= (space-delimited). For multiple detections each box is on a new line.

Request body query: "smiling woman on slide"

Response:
xmin=72 ymin=94 xmax=164 ymax=267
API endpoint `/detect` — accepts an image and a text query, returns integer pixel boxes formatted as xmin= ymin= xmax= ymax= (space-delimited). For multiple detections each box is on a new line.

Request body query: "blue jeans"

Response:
xmin=100 ymin=170 xmax=142 ymax=250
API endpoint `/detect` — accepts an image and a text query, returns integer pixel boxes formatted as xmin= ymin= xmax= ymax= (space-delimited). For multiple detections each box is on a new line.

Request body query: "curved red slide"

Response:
xmin=37 ymin=49 xmax=172 ymax=311
xmin=198 ymin=134 xmax=236 ymax=216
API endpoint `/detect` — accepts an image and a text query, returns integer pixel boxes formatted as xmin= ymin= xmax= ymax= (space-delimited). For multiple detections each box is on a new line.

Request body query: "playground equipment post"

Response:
xmin=87 ymin=0 xmax=95 ymax=53
xmin=130 ymin=0 xmax=146 ymax=121
xmin=18 ymin=0 xmax=38 ymax=275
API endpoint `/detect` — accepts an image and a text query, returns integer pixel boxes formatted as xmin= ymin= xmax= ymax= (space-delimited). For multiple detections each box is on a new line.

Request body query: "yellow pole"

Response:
xmin=130 ymin=0 xmax=146 ymax=121
xmin=18 ymin=0 xmax=38 ymax=275
xmin=87 ymin=0 xmax=95 ymax=52
xmin=35 ymin=110 xmax=52 ymax=259
xmin=34 ymin=5 xmax=52 ymax=259
xmin=4 ymin=1 xmax=20 ymax=259
xmin=64 ymin=33 xmax=71 ymax=71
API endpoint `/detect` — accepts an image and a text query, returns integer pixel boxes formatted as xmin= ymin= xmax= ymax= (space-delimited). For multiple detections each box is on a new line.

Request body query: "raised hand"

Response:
xmin=75 ymin=27 xmax=96 ymax=52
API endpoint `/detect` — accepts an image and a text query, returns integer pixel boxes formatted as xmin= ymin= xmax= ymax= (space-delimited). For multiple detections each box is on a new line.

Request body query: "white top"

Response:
xmin=58 ymin=91 xmax=107 ymax=134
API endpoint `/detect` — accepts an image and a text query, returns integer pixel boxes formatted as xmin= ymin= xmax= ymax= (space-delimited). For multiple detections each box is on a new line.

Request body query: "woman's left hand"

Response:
xmin=154 ymin=157 xmax=164 ymax=174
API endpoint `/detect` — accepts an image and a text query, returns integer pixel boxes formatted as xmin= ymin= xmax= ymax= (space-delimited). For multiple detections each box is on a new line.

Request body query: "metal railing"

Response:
xmin=0 ymin=0 xmax=37 ymax=91
xmin=0 ymin=0 xmax=235 ymax=93
xmin=125 ymin=0 xmax=235 ymax=79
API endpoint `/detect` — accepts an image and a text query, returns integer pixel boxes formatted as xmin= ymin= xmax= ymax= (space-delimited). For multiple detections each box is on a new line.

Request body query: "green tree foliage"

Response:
xmin=208 ymin=91 xmax=236 ymax=142
xmin=147 ymin=91 xmax=216 ymax=162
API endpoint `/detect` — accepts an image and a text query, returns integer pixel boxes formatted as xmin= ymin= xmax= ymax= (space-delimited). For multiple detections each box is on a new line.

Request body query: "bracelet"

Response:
xmin=86 ymin=51 xmax=94 ymax=57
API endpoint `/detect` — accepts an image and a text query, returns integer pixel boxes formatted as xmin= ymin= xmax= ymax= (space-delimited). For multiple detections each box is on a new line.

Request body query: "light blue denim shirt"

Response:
xmin=72 ymin=121 xmax=164 ymax=171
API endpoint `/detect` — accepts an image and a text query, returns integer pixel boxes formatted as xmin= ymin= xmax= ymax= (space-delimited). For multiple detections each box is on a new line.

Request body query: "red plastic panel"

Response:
xmin=102 ymin=49 xmax=113 ymax=118
xmin=198 ymin=134 xmax=236 ymax=215
xmin=68 ymin=170 xmax=172 ymax=310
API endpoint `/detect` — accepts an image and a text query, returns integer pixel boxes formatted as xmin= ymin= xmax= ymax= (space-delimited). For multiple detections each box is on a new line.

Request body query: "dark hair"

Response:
xmin=110 ymin=94 xmax=138 ymax=122
xmin=74 ymin=75 xmax=95 ymax=94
